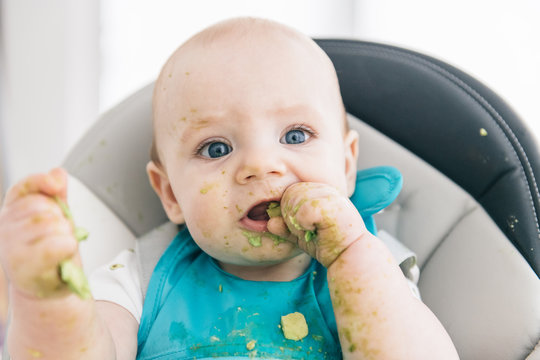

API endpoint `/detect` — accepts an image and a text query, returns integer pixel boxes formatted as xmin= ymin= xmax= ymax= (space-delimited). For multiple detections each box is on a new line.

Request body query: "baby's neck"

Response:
xmin=218 ymin=253 xmax=312 ymax=282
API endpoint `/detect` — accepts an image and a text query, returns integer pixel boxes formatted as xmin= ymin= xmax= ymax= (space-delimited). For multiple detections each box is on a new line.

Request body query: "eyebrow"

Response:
xmin=269 ymin=104 xmax=322 ymax=120
xmin=179 ymin=115 xmax=223 ymax=143
xmin=177 ymin=104 xmax=322 ymax=144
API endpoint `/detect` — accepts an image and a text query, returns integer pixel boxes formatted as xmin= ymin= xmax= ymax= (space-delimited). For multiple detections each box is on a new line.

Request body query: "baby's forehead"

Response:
xmin=152 ymin=18 xmax=345 ymax=132
xmin=164 ymin=19 xmax=328 ymax=76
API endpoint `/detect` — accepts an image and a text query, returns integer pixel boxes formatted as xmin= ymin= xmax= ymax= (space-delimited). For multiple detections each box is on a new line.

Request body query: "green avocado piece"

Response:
xmin=54 ymin=196 xmax=73 ymax=223
xmin=281 ymin=312 xmax=309 ymax=341
xmin=266 ymin=202 xmax=281 ymax=218
xmin=59 ymin=260 xmax=91 ymax=300
xmin=304 ymin=230 xmax=317 ymax=242
xmin=54 ymin=196 xmax=89 ymax=242
xmin=74 ymin=227 xmax=89 ymax=242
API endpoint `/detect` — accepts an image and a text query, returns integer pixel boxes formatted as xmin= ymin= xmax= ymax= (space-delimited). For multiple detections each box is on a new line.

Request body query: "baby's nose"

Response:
xmin=235 ymin=151 xmax=286 ymax=184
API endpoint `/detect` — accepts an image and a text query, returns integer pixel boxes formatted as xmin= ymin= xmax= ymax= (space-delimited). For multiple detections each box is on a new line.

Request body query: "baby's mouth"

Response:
xmin=240 ymin=201 xmax=275 ymax=232
xmin=248 ymin=202 xmax=272 ymax=221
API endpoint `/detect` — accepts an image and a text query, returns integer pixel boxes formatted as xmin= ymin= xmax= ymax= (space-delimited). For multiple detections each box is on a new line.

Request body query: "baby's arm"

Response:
xmin=0 ymin=169 xmax=137 ymax=359
xmin=277 ymin=182 xmax=459 ymax=360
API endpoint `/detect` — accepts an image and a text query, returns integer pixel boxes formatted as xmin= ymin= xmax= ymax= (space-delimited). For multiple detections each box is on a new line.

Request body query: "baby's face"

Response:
xmin=153 ymin=32 xmax=358 ymax=267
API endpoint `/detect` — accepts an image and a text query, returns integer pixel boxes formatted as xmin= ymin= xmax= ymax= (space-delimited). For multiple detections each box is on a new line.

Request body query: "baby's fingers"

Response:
xmin=7 ymin=233 xmax=79 ymax=298
xmin=3 ymin=168 xmax=67 ymax=206
xmin=281 ymin=182 xmax=366 ymax=267
xmin=281 ymin=183 xmax=338 ymax=233
xmin=267 ymin=216 xmax=289 ymax=239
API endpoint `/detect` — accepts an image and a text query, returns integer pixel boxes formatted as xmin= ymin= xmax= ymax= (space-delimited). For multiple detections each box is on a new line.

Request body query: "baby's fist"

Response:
xmin=0 ymin=168 xmax=79 ymax=298
xmin=280 ymin=182 xmax=367 ymax=267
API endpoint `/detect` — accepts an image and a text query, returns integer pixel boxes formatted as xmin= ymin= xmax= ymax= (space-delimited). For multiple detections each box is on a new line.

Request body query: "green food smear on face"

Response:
xmin=242 ymin=230 xmax=262 ymax=247
xmin=242 ymin=230 xmax=289 ymax=247
xmin=263 ymin=232 xmax=287 ymax=245
xmin=266 ymin=202 xmax=281 ymax=218
xmin=304 ymin=230 xmax=317 ymax=242
xmin=59 ymin=260 xmax=91 ymax=300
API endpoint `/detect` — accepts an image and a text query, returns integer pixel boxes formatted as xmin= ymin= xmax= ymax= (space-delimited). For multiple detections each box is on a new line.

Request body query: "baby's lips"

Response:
xmin=239 ymin=197 xmax=283 ymax=233
xmin=239 ymin=216 xmax=268 ymax=233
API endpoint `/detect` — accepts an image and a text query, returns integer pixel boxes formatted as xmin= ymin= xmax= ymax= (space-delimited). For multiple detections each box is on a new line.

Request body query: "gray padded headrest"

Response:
xmin=315 ymin=39 xmax=540 ymax=275
xmin=64 ymin=83 xmax=165 ymax=237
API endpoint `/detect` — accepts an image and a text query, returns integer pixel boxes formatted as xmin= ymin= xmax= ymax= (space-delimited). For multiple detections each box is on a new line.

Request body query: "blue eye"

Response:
xmin=200 ymin=141 xmax=232 ymax=158
xmin=281 ymin=129 xmax=308 ymax=144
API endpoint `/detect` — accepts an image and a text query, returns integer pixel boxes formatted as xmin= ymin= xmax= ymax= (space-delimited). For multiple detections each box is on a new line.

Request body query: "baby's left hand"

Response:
xmin=268 ymin=182 xmax=367 ymax=267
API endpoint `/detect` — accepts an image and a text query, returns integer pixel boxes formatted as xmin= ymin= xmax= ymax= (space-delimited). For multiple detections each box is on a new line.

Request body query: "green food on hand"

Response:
xmin=59 ymin=260 xmax=91 ymax=300
xmin=288 ymin=215 xmax=317 ymax=242
xmin=54 ymin=196 xmax=89 ymax=242
xmin=304 ymin=230 xmax=317 ymax=242
xmin=266 ymin=202 xmax=281 ymax=218
xmin=55 ymin=196 xmax=74 ymax=222
xmin=54 ymin=196 xmax=91 ymax=298
xmin=288 ymin=215 xmax=303 ymax=231
xmin=74 ymin=227 xmax=89 ymax=242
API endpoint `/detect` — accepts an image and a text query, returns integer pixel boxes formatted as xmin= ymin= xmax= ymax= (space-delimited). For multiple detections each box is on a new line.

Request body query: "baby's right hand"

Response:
xmin=0 ymin=168 xmax=80 ymax=299
xmin=269 ymin=182 xmax=368 ymax=268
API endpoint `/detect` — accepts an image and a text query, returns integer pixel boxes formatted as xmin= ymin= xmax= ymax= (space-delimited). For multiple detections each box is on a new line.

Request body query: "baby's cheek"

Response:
xmin=189 ymin=185 xmax=229 ymax=238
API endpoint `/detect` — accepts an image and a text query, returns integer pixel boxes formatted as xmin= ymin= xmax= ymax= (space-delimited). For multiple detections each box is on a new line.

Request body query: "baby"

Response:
xmin=0 ymin=17 xmax=459 ymax=359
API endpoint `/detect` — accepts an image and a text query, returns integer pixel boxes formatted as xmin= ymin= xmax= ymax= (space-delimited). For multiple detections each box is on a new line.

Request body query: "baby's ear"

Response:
xmin=146 ymin=161 xmax=184 ymax=224
xmin=344 ymin=129 xmax=360 ymax=197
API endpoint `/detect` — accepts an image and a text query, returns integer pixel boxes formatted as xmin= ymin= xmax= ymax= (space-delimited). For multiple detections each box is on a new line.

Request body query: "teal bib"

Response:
xmin=137 ymin=167 xmax=402 ymax=359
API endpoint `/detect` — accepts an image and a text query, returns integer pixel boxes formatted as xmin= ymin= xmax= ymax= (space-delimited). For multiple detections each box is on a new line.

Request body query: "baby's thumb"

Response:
xmin=3 ymin=168 xmax=68 ymax=206
xmin=42 ymin=168 xmax=68 ymax=199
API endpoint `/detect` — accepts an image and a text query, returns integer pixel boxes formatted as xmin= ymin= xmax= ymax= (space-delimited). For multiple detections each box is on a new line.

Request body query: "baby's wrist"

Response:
xmin=8 ymin=284 xmax=98 ymax=357
xmin=9 ymin=259 xmax=90 ymax=301
xmin=318 ymin=230 xmax=366 ymax=268
xmin=9 ymin=281 xmax=72 ymax=302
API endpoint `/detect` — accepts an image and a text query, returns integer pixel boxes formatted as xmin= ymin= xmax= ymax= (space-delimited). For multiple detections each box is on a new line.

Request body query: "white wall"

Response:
xmin=1 ymin=0 xmax=99 ymax=186
xmin=1 ymin=0 xmax=539 ymax=187
xmin=354 ymin=0 xmax=540 ymax=136
xmin=99 ymin=0 xmax=355 ymax=112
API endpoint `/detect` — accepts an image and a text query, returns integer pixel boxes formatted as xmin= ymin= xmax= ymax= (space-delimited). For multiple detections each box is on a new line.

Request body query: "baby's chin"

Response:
xmin=201 ymin=237 xmax=303 ymax=267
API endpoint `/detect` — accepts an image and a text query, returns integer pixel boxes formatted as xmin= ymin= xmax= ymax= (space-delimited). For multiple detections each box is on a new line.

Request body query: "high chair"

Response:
xmin=4 ymin=39 xmax=539 ymax=359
